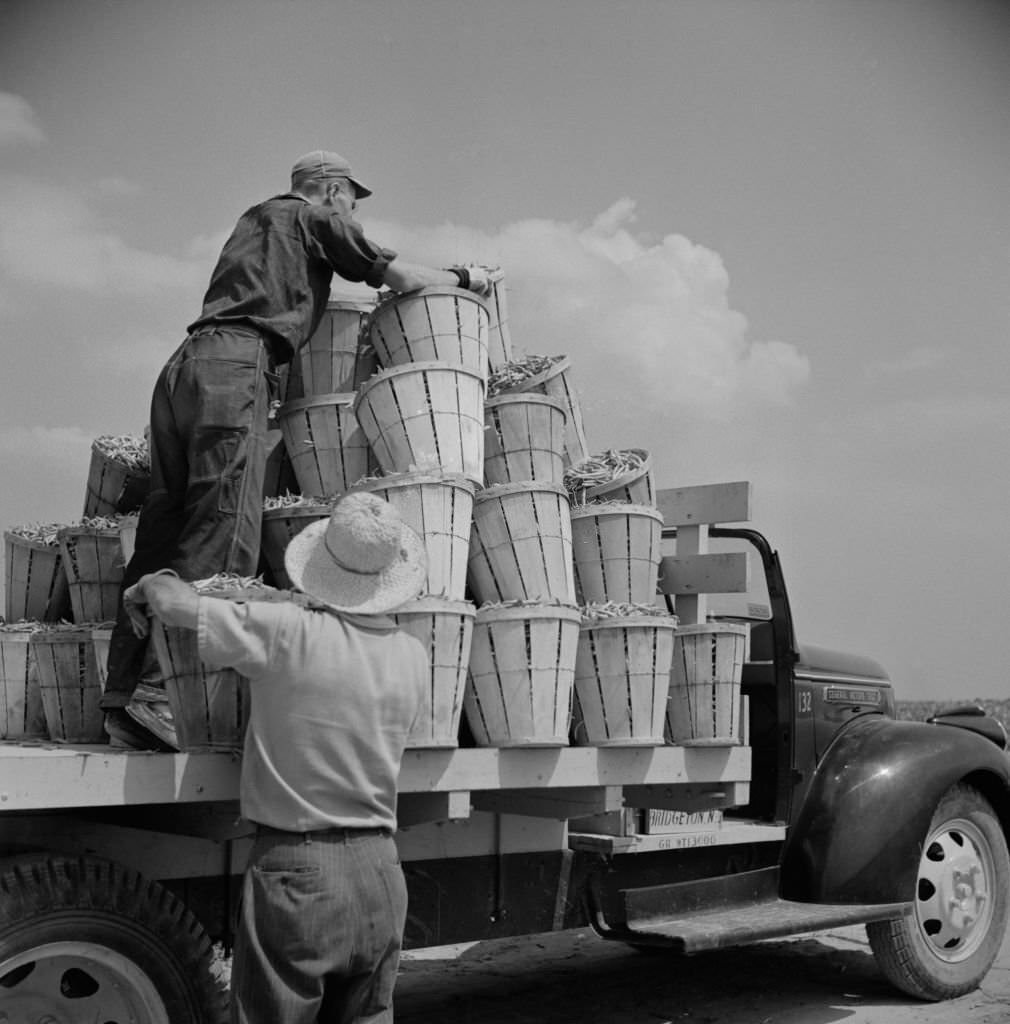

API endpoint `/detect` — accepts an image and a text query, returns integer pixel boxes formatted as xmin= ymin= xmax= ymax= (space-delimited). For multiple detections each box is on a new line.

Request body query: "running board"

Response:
xmin=590 ymin=866 xmax=910 ymax=953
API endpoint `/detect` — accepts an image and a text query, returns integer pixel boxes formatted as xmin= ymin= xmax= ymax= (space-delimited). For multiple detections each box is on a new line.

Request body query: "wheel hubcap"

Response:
xmin=0 ymin=940 xmax=169 ymax=1024
xmin=915 ymin=816 xmax=995 ymax=963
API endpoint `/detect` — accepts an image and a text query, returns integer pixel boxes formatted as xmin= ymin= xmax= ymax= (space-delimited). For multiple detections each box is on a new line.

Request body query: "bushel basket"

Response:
xmin=58 ymin=523 xmax=128 ymax=623
xmin=260 ymin=503 xmax=332 ymax=589
xmin=467 ymin=482 xmax=575 ymax=605
xmin=283 ymin=298 xmax=377 ymax=399
xmin=571 ymin=615 xmax=676 ymax=746
xmin=665 ymin=623 xmax=748 ymax=745
xmin=569 ymin=503 xmax=664 ymax=605
xmin=392 ymin=597 xmax=475 ymax=748
xmin=353 ymin=361 xmax=485 ymax=483
xmin=83 ymin=437 xmax=150 ymax=517
xmin=483 ymin=393 xmax=567 ymax=487
xmin=276 ymin=392 xmax=375 ymax=498
xmin=4 ymin=531 xmax=71 ymax=623
xmin=366 ymin=287 xmax=490 ymax=382
xmin=464 ymin=603 xmax=581 ymax=748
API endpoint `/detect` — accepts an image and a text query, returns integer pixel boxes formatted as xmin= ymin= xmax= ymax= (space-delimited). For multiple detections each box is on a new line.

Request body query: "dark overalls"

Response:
xmin=102 ymin=193 xmax=395 ymax=707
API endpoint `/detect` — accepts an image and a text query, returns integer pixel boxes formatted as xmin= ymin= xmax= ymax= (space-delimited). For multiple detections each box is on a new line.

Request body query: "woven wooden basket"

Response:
xmin=497 ymin=355 xmax=589 ymax=468
xmin=351 ymin=472 xmax=475 ymax=600
xmin=276 ymin=392 xmax=376 ymax=498
xmin=260 ymin=503 xmax=333 ymax=589
xmin=31 ymin=626 xmax=106 ymax=743
xmin=468 ymin=482 xmax=575 ymax=605
xmin=4 ymin=532 xmax=71 ymax=623
xmin=567 ymin=448 xmax=656 ymax=507
xmin=0 ymin=629 xmax=48 ymax=740
xmin=484 ymin=269 xmax=512 ymax=371
xmin=353 ymin=361 xmax=485 ymax=484
xmin=483 ymin=393 xmax=567 ymax=487
xmin=665 ymin=623 xmax=748 ymax=745
xmin=150 ymin=611 xmax=250 ymax=753
xmin=366 ymin=287 xmax=490 ymax=383
xmin=571 ymin=615 xmax=677 ymax=747
xmin=58 ymin=524 xmax=127 ymax=623
xmin=569 ymin=503 xmax=664 ymax=605
xmin=283 ymin=298 xmax=377 ymax=400
xmin=464 ymin=603 xmax=580 ymax=747
xmin=392 ymin=597 xmax=475 ymax=748
xmin=83 ymin=439 xmax=150 ymax=517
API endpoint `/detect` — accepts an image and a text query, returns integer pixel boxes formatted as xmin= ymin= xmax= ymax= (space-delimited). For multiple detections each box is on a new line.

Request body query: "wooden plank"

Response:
xmin=656 ymin=482 xmax=751 ymax=528
xmin=569 ymin=821 xmax=786 ymax=855
xmin=472 ymin=786 xmax=624 ymax=820
xmin=623 ymin=781 xmax=750 ymax=813
xmin=397 ymin=791 xmax=471 ymax=826
xmin=659 ymin=552 xmax=750 ymax=596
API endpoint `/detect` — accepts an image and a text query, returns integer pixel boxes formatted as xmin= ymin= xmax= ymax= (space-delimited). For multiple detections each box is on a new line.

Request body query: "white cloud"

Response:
xmin=0 ymin=425 xmax=92 ymax=469
xmin=0 ymin=93 xmax=45 ymax=146
xmin=366 ymin=199 xmax=810 ymax=419
xmin=0 ymin=177 xmax=208 ymax=295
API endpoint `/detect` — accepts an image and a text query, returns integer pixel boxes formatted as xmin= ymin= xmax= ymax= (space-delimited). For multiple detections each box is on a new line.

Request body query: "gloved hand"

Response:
xmin=465 ymin=265 xmax=494 ymax=297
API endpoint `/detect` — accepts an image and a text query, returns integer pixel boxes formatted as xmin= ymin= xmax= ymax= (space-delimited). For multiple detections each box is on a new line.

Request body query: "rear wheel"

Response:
xmin=0 ymin=853 xmax=228 ymax=1024
xmin=867 ymin=783 xmax=1010 ymax=1000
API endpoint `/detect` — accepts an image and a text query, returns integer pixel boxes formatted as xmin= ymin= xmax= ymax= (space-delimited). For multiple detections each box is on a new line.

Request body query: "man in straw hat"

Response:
xmin=122 ymin=491 xmax=429 ymax=1023
xmin=103 ymin=148 xmax=491 ymax=749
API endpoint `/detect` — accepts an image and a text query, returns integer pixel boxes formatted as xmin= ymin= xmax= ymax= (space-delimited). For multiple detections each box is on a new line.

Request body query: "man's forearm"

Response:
xmin=133 ymin=573 xmax=201 ymax=631
xmin=382 ymin=259 xmax=459 ymax=293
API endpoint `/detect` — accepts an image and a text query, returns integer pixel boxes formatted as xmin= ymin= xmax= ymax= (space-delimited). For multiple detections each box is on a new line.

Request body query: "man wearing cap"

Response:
xmin=102 ymin=149 xmax=491 ymax=749
xmin=123 ymin=491 xmax=429 ymax=1023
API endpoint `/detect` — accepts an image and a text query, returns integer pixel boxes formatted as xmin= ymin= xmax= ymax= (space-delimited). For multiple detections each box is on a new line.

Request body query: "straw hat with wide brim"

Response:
xmin=284 ymin=492 xmax=427 ymax=614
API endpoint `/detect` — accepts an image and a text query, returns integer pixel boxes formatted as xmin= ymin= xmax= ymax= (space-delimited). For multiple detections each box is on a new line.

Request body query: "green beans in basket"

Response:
xmin=93 ymin=434 xmax=150 ymax=472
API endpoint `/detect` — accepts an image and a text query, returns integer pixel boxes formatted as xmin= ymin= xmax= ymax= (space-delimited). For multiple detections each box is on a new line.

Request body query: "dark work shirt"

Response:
xmin=187 ymin=194 xmax=397 ymax=364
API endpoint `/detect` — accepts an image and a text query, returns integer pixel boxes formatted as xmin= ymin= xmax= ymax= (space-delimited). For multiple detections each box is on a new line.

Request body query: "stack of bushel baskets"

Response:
xmin=1 ymin=435 xmax=148 ymax=744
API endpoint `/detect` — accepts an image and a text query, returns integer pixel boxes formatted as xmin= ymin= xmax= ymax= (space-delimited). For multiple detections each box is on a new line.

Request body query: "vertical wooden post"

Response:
xmin=675 ymin=523 xmax=708 ymax=625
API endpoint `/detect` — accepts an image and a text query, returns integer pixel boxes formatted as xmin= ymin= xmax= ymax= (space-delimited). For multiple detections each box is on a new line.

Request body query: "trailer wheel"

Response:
xmin=0 ymin=853 xmax=228 ymax=1024
xmin=867 ymin=783 xmax=1010 ymax=1001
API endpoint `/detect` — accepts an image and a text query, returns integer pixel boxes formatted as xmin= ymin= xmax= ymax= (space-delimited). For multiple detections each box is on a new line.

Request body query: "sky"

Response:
xmin=0 ymin=0 xmax=1007 ymax=701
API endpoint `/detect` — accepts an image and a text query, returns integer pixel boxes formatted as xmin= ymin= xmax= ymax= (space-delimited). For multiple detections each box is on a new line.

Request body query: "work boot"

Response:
xmin=104 ymin=707 xmax=175 ymax=751
xmin=125 ymin=682 xmax=180 ymax=750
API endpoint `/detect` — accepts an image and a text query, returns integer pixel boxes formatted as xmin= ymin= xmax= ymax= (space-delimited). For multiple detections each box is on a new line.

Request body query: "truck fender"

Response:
xmin=781 ymin=714 xmax=1010 ymax=904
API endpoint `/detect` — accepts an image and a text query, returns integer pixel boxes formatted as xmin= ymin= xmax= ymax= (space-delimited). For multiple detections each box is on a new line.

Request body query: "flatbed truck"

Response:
xmin=1 ymin=481 xmax=1008 ymax=1023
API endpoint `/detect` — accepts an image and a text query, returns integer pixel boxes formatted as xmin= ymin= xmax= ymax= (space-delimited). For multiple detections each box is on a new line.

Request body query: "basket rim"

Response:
xmin=393 ymin=596 xmax=477 ymax=616
xmin=29 ymin=626 xmax=100 ymax=642
xmin=354 ymin=360 xmax=486 ymax=404
xmin=262 ymin=503 xmax=334 ymax=520
xmin=370 ymin=286 xmax=491 ymax=315
xmin=674 ymin=622 xmax=750 ymax=637
xmin=350 ymin=470 xmax=477 ymax=493
xmin=569 ymin=502 xmax=663 ymax=522
xmin=495 ymin=355 xmax=571 ymax=395
xmin=324 ymin=297 xmax=377 ymax=312
xmin=573 ymin=449 xmax=653 ymax=497
xmin=475 ymin=603 xmax=581 ymax=624
xmin=579 ymin=615 xmax=679 ymax=631
xmin=3 ymin=531 xmax=62 ymax=551
xmin=474 ymin=480 xmax=569 ymax=502
xmin=277 ymin=392 xmax=356 ymax=417
xmin=485 ymin=392 xmax=568 ymax=413
xmin=58 ymin=525 xmax=123 ymax=539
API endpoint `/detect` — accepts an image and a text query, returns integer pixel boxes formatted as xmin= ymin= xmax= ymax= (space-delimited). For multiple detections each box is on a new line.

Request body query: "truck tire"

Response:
xmin=0 ymin=853 xmax=228 ymax=1024
xmin=867 ymin=783 xmax=1010 ymax=1001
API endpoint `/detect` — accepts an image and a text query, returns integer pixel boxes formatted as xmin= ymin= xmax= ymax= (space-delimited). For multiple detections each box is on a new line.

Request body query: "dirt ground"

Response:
xmin=395 ymin=923 xmax=1010 ymax=1023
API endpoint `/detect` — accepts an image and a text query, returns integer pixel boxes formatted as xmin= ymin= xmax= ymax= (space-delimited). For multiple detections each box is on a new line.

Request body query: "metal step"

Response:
xmin=605 ymin=897 xmax=910 ymax=953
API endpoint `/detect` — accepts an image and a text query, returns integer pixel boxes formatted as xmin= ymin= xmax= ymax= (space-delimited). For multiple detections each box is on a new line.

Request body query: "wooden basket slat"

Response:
xmin=0 ymin=633 xmax=48 ymax=739
xmin=570 ymin=507 xmax=662 ymax=605
xmin=4 ymin=534 xmax=71 ymax=623
xmin=60 ymin=528 xmax=126 ymax=622
xmin=285 ymin=301 xmax=376 ymax=399
xmin=485 ymin=272 xmax=512 ymax=370
xmin=31 ymin=630 xmax=105 ymax=742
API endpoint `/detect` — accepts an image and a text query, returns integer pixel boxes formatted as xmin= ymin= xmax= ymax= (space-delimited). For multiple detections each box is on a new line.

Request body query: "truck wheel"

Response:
xmin=0 ymin=853 xmax=228 ymax=1024
xmin=867 ymin=783 xmax=1010 ymax=1001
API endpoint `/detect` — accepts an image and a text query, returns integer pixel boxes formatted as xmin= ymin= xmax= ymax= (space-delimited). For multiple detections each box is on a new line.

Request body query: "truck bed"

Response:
xmin=0 ymin=740 xmax=750 ymax=824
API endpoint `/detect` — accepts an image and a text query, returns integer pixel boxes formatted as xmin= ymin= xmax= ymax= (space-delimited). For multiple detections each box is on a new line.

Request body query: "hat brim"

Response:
xmin=284 ymin=518 xmax=425 ymax=614
xmin=348 ymin=175 xmax=372 ymax=199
